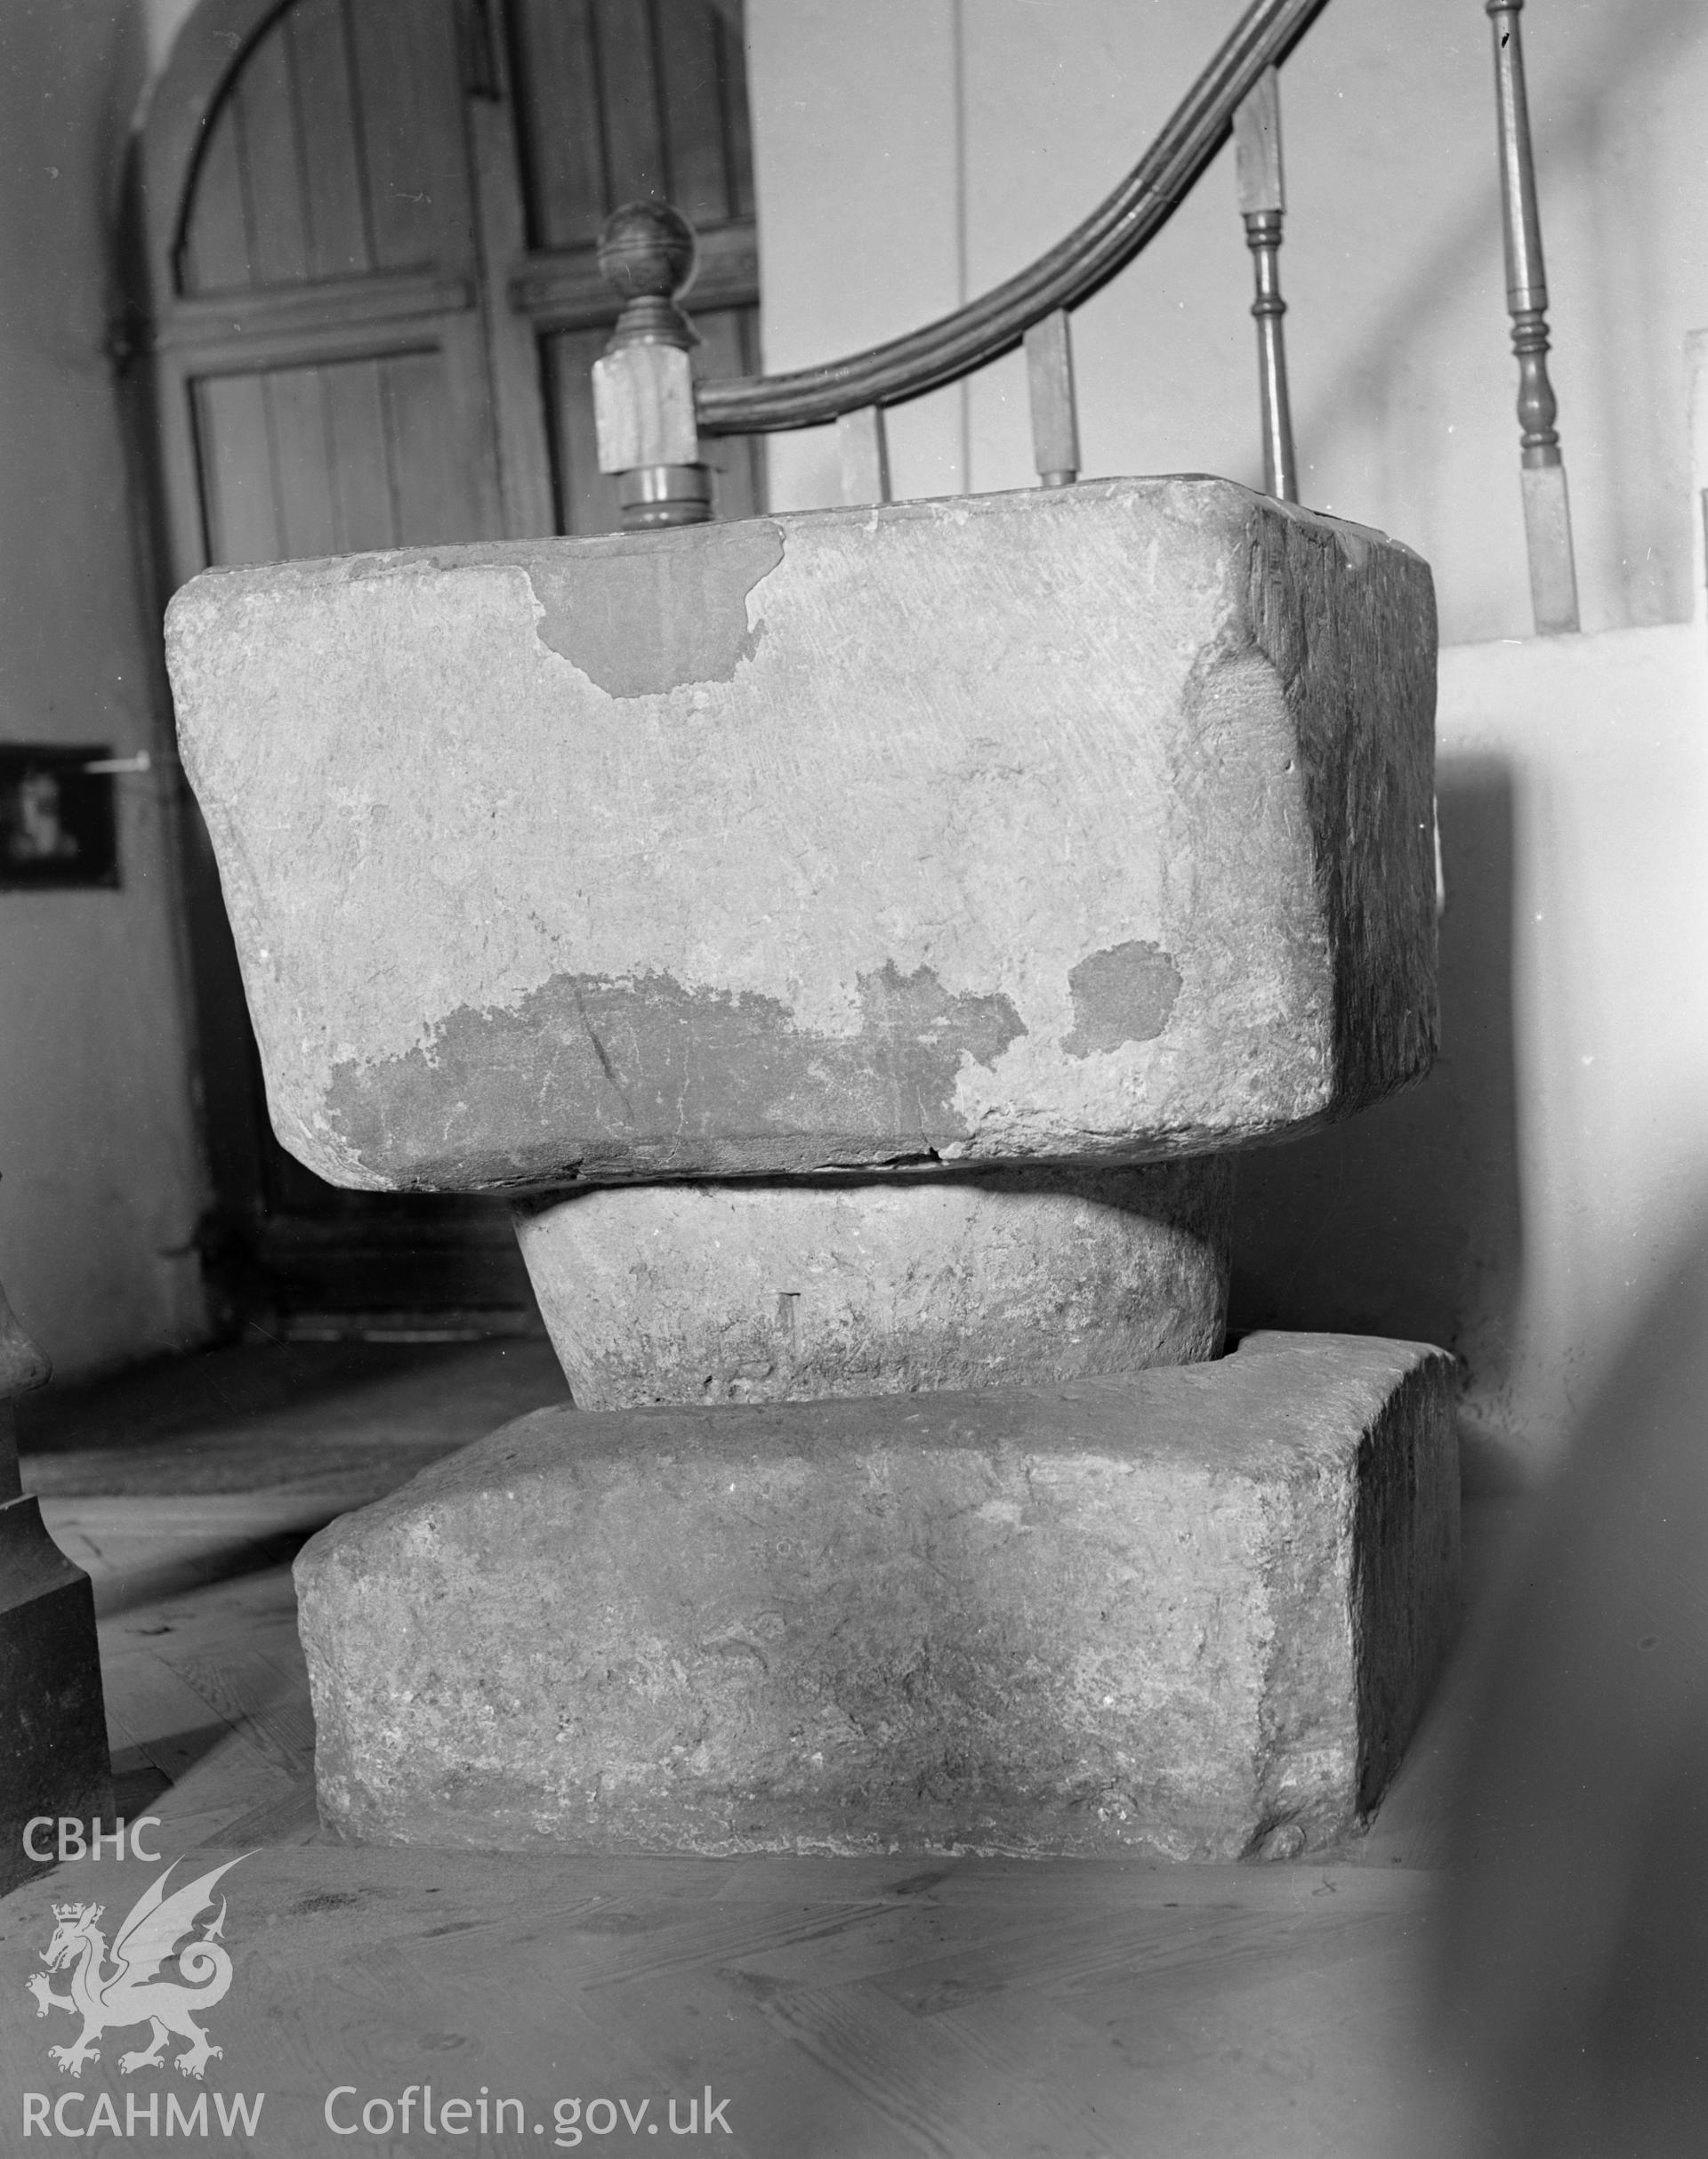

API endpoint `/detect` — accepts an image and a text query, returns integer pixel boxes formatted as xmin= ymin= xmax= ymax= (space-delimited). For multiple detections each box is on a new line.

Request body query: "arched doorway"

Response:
xmin=128 ymin=0 xmax=761 ymax=1330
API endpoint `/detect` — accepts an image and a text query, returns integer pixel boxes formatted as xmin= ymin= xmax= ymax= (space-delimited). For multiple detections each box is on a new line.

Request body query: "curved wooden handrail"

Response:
xmin=695 ymin=0 xmax=1332 ymax=437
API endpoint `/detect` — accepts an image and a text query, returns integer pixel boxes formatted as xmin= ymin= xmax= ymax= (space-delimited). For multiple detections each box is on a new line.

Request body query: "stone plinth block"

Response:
xmin=296 ymin=1333 xmax=1458 ymax=1861
xmin=517 ymin=1160 xmax=1231 ymax=1408
xmin=0 ymin=1282 xmax=109 ymax=1896
xmin=167 ymin=479 xmax=1438 ymax=1194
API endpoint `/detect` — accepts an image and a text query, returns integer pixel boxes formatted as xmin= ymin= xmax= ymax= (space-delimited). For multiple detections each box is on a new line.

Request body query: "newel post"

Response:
xmin=1233 ymin=67 xmax=1298 ymax=503
xmin=592 ymin=202 xmax=713 ymax=530
xmin=1486 ymin=0 xmax=1579 ymax=634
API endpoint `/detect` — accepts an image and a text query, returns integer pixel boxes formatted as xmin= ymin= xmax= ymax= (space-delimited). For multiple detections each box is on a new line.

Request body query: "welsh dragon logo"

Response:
xmin=26 ymin=1856 xmax=246 ymax=2081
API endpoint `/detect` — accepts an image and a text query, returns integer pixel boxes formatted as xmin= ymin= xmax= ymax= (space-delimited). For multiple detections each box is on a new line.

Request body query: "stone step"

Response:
xmin=295 ymin=1332 xmax=1458 ymax=1863
xmin=167 ymin=479 xmax=1437 ymax=1194
xmin=0 ymin=1284 xmax=108 ymax=1895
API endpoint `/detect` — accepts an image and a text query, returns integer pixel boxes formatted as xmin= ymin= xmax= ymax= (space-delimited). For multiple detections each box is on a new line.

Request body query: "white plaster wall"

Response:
xmin=745 ymin=0 xmax=971 ymax=510
xmin=0 ymin=1 xmax=210 ymax=1374
xmin=1438 ymin=628 xmax=1708 ymax=1451
xmin=747 ymin=0 xmax=1708 ymax=646
xmin=1234 ymin=621 xmax=1708 ymax=1471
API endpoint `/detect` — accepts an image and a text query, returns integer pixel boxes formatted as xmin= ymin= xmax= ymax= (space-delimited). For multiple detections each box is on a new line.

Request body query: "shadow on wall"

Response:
xmin=1425 ymin=1212 xmax=1708 ymax=2159
xmin=1228 ymin=757 xmax=1522 ymax=1480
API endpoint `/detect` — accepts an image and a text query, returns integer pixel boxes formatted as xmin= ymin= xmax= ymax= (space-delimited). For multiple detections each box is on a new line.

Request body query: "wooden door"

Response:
xmin=128 ymin=0 xmax=761 ymax=1332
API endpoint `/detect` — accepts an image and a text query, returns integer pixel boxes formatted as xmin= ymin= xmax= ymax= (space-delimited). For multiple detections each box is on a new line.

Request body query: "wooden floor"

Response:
xmin=1 ymin=1343 xmax=1519 ymax=2157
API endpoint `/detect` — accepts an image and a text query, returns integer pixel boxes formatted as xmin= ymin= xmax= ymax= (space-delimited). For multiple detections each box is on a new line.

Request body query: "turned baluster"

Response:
xmin=837 ymin=405 xmax=891 ymax=506
xmin=592 ymin=201 xmax=713 ymax=530
xmin=1025 ymin=310 xmax=1080 ymax=487
xmin=1486 ymin=0 xmax=1579 ymax=633
xmin=1234 ymin=67 xmax=1297 ymax=503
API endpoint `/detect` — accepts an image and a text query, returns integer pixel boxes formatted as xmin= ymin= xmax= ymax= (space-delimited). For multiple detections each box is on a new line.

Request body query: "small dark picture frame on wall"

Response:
xmin=0 ymin=745 xmax=120 ymax=891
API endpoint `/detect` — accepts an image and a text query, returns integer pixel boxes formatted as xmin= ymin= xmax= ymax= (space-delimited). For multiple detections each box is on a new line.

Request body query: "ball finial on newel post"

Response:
xmin=598 ymin=201 xmax=698 ymax=331
xmin=592 ymin=200 xmax=713 ymax=528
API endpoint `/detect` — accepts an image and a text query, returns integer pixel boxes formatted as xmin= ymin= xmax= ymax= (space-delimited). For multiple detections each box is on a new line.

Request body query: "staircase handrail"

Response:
xmin=592 ymin=0 xmax=1580 ymax=633
xmin=693 ymin=0 xmax=1331 ymax=436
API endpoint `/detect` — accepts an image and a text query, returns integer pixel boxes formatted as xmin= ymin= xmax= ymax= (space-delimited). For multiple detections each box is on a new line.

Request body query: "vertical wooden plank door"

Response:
xmin=132 ymin=0 xmax=762 ymax=1331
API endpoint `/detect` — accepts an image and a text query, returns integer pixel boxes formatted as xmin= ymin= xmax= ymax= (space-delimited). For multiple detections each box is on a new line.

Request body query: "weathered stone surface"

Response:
xmin=0 ymin=1287 xmax=108 ymax=1896
xmin=167 ymin=479 xmax=1438 ymax=1194
xmin=296 ymin=1333 xmax=1459 ymax=1861
xmin=517 ymin=1160 xmax=1231 ymax=1408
